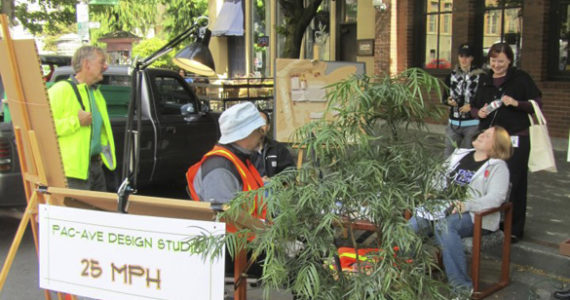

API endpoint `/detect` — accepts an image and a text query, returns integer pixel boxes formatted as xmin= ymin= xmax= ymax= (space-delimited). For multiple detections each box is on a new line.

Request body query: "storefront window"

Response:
xmin=303 ymin=1 xmax=330 ymax=60
xmin=252 ymin=0 xmax=271 ymax=77
xmin=343 ymin=0 xmax=358 ymax=24
xmin=550 ymin=0 xmax=570 ymax=76
xmin=482 ymin=0 xmax=522 ymax=66
xmin=424 ymin=0 xmax=453 ymax=70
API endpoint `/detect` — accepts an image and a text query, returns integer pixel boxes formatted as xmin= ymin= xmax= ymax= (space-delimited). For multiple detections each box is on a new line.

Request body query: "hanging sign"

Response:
xmin=76 ymin=2 xmax=89 ymax=42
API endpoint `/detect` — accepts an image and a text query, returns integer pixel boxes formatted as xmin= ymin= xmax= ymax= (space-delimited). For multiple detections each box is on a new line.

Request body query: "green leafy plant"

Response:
xmin=131 ymin=37 xmax=175 ymax=69
xmin=190 ymin=68 xmax=466 ymax=299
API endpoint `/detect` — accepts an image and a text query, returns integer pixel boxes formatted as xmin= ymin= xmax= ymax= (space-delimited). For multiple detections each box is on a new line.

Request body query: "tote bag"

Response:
xmin=527 ymin=100 xmax=557 ymax=172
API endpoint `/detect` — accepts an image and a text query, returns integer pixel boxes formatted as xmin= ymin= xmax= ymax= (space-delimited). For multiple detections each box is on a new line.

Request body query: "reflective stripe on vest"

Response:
xmin=186 ymin=145 xmax=266 ymax=223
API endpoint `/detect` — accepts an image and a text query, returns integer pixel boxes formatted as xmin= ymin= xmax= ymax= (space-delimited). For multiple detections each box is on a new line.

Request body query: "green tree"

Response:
xmin=1 ymin=0 xmax=76 ymax=35
xmin=131 ymin=37 xmax=175 ymax=69
xmin=190 ymin=69 xmax=467 ymax=299
xmin=160 ymin=0 xmax=208 ymax=42
xmin=277 ymin=0 xmax=323 ymax=58
xmin=89 ymin=0 xmax=161 ymax=40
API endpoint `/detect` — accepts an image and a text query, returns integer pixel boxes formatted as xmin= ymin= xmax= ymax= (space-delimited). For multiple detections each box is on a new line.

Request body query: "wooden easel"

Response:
xmin=0 ymin=14 xmax=70 ymax=300
xmin=0 ymin=14 xmax=256 ymax=300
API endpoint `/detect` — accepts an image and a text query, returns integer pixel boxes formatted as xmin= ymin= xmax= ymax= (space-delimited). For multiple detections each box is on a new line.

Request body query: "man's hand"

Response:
xmin=78 ymin=110 xmax=92 ymax=126
xmin=459 ymin=103 xmax=471 ymax=113
xmin=447 ymin=97 xmax=458 ymax=107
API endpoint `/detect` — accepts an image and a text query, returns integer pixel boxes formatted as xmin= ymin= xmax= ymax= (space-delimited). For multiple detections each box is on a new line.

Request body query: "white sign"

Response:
xmin=39 ymin=205 xmax=225 ymax=300
xmin=89 ymin=21 xmax=101 ymax=29
xmin=76 ymin=3 xmax=89 ymax=42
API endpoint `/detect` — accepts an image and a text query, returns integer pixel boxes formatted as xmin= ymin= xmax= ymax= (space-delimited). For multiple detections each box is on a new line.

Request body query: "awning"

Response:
xmin=211 ymin=0 xmax=243 ymax=36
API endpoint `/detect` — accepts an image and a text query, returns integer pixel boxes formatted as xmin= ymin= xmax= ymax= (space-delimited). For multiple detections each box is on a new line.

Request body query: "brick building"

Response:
xmin=207 ymin=0 xmax=567 ymax=137
xmin=374 ymin=0 xmax=569 ymax=138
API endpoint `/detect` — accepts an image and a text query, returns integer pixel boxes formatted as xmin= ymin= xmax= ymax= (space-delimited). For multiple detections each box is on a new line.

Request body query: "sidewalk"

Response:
xmin=1 ymin=130 xmax=568 ymax=300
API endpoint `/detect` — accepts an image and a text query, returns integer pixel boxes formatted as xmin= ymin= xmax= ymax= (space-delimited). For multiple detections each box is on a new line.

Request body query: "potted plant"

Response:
xmin=191 ymin=68 xmax=465 ymax=299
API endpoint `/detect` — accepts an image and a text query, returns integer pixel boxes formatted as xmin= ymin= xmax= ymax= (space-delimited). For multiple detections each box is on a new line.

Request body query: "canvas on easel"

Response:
xmin=274 ymin=59 xmax=365 ymax=142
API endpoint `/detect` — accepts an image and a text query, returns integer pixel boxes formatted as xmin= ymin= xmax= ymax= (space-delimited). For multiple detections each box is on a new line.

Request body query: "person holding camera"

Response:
xmin=443 ymin=43 xmax=485 ymax=157
xmin=473 ymin=42 xmax=542 ymax=243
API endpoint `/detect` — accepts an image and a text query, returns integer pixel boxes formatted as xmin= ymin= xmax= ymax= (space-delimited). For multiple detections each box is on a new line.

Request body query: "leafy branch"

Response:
xmin=190 ymin=68 xmax=465 ymax=299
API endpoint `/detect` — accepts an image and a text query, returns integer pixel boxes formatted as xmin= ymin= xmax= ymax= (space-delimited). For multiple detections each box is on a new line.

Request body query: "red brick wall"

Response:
xmin=374 ymin=6 xmax=391 ymax=74
xmin=522 ymin=0 xmax=569 ymax=137
xmin=521 ymin=0 xmax=547 ymax=82
xmin=540 ymin=82 xmax=570 ymax=137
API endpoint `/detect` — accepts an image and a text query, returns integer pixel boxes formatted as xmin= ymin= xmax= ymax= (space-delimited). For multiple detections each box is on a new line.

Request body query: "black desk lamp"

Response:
xmin=117 ymin=16 xmax=216 ymax=213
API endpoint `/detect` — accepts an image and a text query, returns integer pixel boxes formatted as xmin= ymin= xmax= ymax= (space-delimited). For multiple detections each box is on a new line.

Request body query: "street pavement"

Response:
xmin=0 ymin=138 xmax=569 ymax=300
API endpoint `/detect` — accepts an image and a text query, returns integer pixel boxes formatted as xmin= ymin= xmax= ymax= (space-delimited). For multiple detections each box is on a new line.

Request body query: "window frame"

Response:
xmin=414 ymin=0 xmax=454 ymax=75
xmin=549 ymin=0 xmax=570 ymax=80
xmin=478 ymin=0 xmax=523 ymax=67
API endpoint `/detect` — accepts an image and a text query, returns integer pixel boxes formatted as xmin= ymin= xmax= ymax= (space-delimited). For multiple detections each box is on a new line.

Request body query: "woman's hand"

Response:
xmin=451 ymin=201 xmax=466 ymax=214
xmin=501 ymin=95 xmax=519 ymax=107
xmin=478 ymin=104 xmax=489 ymax=118
xmin=447 ymin=97 xmax=458 ymax=107
xmin=459 ymin=103 xmax=471 ymax=113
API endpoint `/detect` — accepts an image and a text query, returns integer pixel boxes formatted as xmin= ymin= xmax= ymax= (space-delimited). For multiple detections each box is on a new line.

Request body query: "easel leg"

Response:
xmin=0 ymin=192 xmax=38 ymax=289
xmin=234 ymin=250 xmax=247 ymax=300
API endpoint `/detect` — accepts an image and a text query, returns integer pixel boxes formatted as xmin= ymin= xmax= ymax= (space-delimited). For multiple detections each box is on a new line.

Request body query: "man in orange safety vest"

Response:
xmin=186 ymin=102 xmax=266 ymax=221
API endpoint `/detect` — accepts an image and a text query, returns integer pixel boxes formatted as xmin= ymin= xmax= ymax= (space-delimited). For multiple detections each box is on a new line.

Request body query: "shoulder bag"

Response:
xmin=527 ymin=100 xmax=557 ymax=172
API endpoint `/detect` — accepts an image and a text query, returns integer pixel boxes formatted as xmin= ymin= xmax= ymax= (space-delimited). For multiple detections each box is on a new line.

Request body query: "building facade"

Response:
xmin=208 ymin=0 xmax=568 ymax=137
xmin=375 ymin=0 xmax=569 ymax=138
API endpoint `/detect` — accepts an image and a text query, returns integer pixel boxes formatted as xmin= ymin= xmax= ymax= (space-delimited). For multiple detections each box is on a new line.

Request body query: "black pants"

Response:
xmin=506 ymin=135 xmax=530 ymax=238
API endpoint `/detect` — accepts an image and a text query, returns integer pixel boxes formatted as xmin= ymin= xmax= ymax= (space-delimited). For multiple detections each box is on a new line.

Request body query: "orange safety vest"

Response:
xmin=336 ymin=247 xmax=380 ymax=272
xmin=186 ymin=145 xmax=266 ymax=232
xmin=334 ymin=246 xmax=412 ymax=273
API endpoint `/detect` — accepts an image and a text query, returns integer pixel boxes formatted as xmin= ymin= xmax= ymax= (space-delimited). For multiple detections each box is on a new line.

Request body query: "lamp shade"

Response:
xmin=173 ymin=29 xmax=216 ymax=77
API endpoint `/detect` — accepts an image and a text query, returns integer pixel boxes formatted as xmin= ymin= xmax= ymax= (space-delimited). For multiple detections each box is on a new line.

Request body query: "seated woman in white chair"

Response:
xmin=409 ymin=125 xmax=512 ymax=294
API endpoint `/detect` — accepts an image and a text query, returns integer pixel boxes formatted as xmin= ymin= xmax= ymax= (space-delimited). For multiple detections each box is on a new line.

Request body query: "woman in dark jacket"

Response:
xmin=472 ymin=42 xmax=542 ymax=243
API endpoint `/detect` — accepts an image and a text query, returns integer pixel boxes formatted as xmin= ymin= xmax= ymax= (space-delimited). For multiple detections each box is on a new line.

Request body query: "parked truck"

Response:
xmin=0 ymin=66 xmax=220 ymax=206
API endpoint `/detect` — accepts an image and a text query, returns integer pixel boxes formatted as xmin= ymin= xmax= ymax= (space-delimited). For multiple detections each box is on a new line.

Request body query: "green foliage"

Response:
xmin=160 ymin=0 xmax=208 ymax=42
xmin=9 ymin=0 xmax=76 ymax=35
xmin=89 ymin=0 xmax=162 ymax=42
xmin=131 ymin=37 xmax=175 ymax=69
xmin=3 ymin=0 xmax=207 ymax=54
xmin=189 ymin=69 xmax=467 ymax=299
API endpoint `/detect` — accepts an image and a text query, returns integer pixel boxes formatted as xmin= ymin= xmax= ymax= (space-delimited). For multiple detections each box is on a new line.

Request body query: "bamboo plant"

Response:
xmin=190 ymin=68 xmax=467 ymax=300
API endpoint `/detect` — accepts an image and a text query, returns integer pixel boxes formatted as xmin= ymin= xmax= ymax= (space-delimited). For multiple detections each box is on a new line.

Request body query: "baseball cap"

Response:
xmin=458 ymin=43 xmax=473 ymax=57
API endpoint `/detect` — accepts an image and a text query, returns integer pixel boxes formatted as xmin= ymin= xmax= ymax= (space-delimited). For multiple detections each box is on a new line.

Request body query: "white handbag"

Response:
xmin=527 ymin=100 xmax=557 ymax=173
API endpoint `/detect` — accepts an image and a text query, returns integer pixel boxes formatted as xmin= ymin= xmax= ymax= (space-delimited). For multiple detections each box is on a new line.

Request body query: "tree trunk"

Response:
xmin=278 ymin=0 xmax=323 ymax=58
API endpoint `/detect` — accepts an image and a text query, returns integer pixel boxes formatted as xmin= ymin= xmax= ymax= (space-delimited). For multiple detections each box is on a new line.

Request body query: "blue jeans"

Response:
xmin=409 ymin=213 xmax=474 ymax=290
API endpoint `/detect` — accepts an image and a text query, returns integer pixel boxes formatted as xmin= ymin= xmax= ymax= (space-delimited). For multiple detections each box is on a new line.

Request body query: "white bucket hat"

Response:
xmin=218 ymin=102 xmax=266 ymax=144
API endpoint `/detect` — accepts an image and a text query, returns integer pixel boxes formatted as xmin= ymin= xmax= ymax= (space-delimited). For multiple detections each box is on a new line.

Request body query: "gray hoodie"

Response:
xmin=446 ymin=148 xmax=510 ymax=231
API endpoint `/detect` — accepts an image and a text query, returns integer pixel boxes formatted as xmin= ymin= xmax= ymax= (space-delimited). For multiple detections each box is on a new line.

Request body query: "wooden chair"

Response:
xmin=465 ymin=201 xmax=512 ymax=299
xmin=404 ymin=199 xmax=512 ymax=299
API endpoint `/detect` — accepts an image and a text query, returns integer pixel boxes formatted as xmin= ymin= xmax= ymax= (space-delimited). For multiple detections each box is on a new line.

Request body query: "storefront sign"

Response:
xmin=39 ymin=205 xmax=225 ymax=300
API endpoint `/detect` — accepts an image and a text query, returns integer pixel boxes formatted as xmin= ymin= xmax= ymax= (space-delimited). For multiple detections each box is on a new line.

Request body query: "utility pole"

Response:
xmin=76 ymin=1 xmax=90 ymax=43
